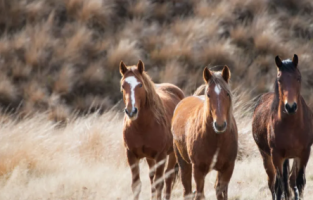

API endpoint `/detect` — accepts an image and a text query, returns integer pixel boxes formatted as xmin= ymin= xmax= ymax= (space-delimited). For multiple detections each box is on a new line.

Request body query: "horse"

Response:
xmin=252 ymin=54 xmax=313 ymax=200
xmin=119 ymin=60 xmax=184 ymax=200
xmin=172 ymin=66 xmax=238 ymax=200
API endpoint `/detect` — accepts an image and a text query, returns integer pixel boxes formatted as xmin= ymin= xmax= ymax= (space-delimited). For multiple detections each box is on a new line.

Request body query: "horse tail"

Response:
xmin=193 ymin=84 xmax=206 ymax=96
xmin=283 ymin=159 xmax=291 ymax=198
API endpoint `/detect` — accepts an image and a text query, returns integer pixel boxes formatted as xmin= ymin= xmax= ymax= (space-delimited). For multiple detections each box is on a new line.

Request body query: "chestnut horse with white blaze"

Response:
xmin=172 ymin=66 xmax=238 ymax=200
xmin=120 ymin=60 xmax=184 ymax=200
xmin=252 ymin=54 xmax=313 ymax=200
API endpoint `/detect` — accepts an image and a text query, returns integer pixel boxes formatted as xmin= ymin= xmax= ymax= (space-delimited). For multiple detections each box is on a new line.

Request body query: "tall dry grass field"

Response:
xmin=0 ymin=98 xmax=311 ymax=200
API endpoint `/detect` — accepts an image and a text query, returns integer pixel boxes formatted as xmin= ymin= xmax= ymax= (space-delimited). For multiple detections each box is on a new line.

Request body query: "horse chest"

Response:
xmin=123 ymin=128 xmax=170 ymax=158
xmin=270 ymin=123 xmax=308 ymax=153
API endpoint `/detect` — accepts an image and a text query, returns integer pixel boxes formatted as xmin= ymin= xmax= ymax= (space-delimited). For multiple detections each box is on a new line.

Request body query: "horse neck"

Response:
xmin=125 ymin=103 xmax=162 ymax=129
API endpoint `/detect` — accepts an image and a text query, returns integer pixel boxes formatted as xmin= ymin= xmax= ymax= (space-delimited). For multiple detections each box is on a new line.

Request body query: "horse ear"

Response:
xmin=137 ymin=60 xmax=145 ymax=74
xmin=222 ymin=65 xmax=231 ymax=83
xmin=275 ymin=55 xmax=283 ymax=69
xmin=119 ymin=61 xmax=128 ymax=75
xmin=203 ymin=67 xmax=212 ymax=83
xmin=292 ymin=54 xmax=298 ymax=67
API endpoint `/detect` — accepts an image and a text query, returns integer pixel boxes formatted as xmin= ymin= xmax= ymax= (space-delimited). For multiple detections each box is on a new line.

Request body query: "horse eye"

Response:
xmin=207 ymin=94 xmax=210 ymax=98
xmin=227 ymin=93 xmax=230 ymax=97
xmin=139 ymin=83 xmax=143 ymax=88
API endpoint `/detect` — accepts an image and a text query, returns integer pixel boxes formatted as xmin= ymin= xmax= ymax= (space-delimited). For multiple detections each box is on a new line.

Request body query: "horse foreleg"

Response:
xmin=147 ymin=158 xmax=156 ymax=200
xmin=214 ymin=163 xmax=234 ymax=200
xmin=127 ymin=150 xmax=141 ymax=200
xmin=193 ymin=164 xmax=209 ymax=200
xmin=296 ymin=148 xmax=310 ymax=199
xmin=290 ymin=159 xmax=299 ymax=200
xmin=164 ymin=152 xmax=177 ymax=200
xmin=154 ymin=155 xmax=166 ymax=200
xmin=174 ymin=145 xmax=192 ymax=199
xmin=272 ymin=151 xmax=289 ymax=200
xmin=260 ymin=150 xmax=276 ymax=200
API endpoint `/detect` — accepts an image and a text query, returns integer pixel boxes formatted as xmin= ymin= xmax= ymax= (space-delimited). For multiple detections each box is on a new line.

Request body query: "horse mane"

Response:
xmin=193 ymin=84 xmax=206 ymax=96
xmin=193 ymin=71 xmax=234 ymax=133
xmin=140 ymin=71 xmax=167 ymax=127
xmin=271 ymin=59 xmax=298 ymax=113
xmin=121 ymin=67 xmax=167 ymax=127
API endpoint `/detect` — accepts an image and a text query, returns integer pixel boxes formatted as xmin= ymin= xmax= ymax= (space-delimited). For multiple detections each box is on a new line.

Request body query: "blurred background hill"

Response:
xmin=0 ymin=0 xmax=313 ymax=121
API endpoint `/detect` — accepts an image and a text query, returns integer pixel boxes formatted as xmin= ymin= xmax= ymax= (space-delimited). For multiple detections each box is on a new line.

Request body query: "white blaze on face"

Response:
xmin=214 ymin=84 xmax=221 ymax=111
xmin=214 ymin=84 xmax=221 ymax=95
xmin=124 ymin=76 xmax=140 ymax=109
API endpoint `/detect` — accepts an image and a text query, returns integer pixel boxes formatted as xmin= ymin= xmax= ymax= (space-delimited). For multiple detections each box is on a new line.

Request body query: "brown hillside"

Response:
xmin=0 ymin=0 xmax=313 ymax=120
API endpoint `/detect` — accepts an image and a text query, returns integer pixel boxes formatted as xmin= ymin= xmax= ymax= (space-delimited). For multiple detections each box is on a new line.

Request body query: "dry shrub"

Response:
xmin=0 ymin=75 xmax=18 ymax=106
xmin=150 ymin=2 xmax=170 ymax=21
xmin=10 ymin=60 xmax=31 ymax=81
xmin=53 ymin=65 xmax=76 ymax=95
xmin=81 ymin=62 xmax=104 ymax=85
xmin=48 ymin=103 xmax=69 ymax=126
xmin=128 ymin=0 xmax=150 ymax=18
xmin=290 ymin=16 xmax=313 ymax=40
xmin=118 ymin=19 xmax=145 ymax=41
xmin=159 ymin=60 xmax=186 ymax=86
xmin=198 ymin=41 xmax=236 ymax=67
xmin=106 ymin=39 xmax=141 ymax=70
xmin=25 ymin=1 xmax=49 ymax=23
xmin=230 ymin=25 xmax=253 ymax=49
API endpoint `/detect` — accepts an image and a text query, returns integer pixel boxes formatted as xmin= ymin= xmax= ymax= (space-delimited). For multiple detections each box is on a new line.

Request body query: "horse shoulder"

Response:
xmin=172 ymin=96 xmax=203 ymax=138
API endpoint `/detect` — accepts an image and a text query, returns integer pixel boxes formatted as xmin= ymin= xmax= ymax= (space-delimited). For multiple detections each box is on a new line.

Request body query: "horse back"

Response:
xmin=156 ymin=83 xmax=185 ymax=118
xmin=156 ymin=83 xmax=185 ymax=100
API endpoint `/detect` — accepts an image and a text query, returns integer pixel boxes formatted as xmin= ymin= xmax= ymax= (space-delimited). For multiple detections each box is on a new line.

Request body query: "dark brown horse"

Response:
xmin=252 ymin=54 xmax=313 ymax=200
xmin=120 ymin=60 xmax=184 ymax=200
xmin=172 ymin=66 xmax=238 ymax=200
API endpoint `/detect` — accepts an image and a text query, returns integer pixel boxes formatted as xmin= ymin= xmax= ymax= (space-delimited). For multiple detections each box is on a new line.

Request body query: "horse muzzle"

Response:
xmin=124 ymin=107 xmax=138 ymax=120
xmin=213 ymin=121 xmax=227 ymax=133
xmin=285 ymin=102 xmax=297 ymax=114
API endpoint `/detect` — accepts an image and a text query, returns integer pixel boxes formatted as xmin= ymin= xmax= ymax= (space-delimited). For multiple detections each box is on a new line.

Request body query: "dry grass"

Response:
xmin=0 ymin=108 xmax=311 ymax=200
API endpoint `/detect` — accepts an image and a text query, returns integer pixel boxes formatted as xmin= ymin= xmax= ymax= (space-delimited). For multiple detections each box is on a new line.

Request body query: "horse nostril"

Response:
xmin=285 ymin=104 xmax=291 ymax=111
xmin=292 ymin=103 xmax=297 ymax=111
xmin=133 ymin=107 xmax=138 ymax=114
xmin=214 ymin=121 xmax=227 ymax=131
xmin=124 ymin=108 xmax=129 ymax=115
xmin=285 ymin=103 xmax=297 ymax=113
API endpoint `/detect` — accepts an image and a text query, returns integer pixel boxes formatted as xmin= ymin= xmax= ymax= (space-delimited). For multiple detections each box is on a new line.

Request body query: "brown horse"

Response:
xmin=172 ymin=66 xmax=238 ymax=200
xmin=252 ymin=54 xmax=313 ymax=200
xmin=120 ymin=60 xmax=184 ymax=200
